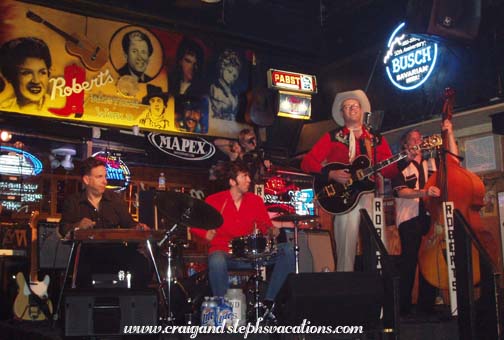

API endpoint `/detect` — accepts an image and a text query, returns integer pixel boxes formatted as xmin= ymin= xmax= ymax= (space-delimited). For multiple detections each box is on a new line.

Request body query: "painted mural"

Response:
xmin=0 ymin=0 xmax=253 ymax=138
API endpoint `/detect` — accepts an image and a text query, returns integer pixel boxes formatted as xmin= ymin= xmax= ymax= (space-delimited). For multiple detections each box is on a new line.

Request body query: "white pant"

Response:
xmin=333 ymin=193 xmax=373 ymax=272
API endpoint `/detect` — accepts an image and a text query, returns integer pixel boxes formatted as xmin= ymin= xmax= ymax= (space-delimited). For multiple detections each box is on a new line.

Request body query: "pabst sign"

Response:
xmin=383 ymin=22 xmax=438 ymax=91
xmin=148 ymin=133 xmax=215 ymax=161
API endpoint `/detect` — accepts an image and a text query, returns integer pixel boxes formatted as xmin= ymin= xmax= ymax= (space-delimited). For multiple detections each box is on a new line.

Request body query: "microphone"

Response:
xmin=363 ymin=112 xmax=373 ymax=130
xmin=363 ymin=111 xmax=383 ymax=145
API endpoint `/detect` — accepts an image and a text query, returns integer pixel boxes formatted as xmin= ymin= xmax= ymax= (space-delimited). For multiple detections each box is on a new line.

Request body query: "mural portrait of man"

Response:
xmin=109 ymin=26 xmax=164 ymax=85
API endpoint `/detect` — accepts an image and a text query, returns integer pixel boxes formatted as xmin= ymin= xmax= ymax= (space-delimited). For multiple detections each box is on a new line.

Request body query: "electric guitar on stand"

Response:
xmin=314 ymin=135 xmax=442 ymax=215
xmin=13 ymin=211 xmax=53 ymax=321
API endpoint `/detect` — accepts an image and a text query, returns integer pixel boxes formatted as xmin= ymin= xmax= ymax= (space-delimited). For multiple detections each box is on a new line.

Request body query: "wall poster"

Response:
xmin=0 ymin=0 xmax=253 ymax=138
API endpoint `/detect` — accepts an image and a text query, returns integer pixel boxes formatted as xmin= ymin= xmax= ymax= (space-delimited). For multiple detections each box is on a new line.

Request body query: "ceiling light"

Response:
xmin=51 ymin=146 xmax=77 ymax=171
xmin=61 ymin=154 xmax=75 ymax=170
xmin=0 ymin=130 xmax=12 ymax=142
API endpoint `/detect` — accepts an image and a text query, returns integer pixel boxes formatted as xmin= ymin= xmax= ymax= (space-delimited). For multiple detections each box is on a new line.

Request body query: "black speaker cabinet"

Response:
xmin=64 ymin=289 xmax=158 ymax=336
xmin=38 ymin=222 xmax=72 ymax=269
xmin=491 ymin=112 xmax=504 ymax=135
xmin=139 ymin=190 xmax=157 ymax=228
xmin=281 ymin=229 xmax=335 ymax=272
xmin=407 ymin=0 xmax=481 ymax=41
xmin=276 ymin=272 xmax=384 ymax=327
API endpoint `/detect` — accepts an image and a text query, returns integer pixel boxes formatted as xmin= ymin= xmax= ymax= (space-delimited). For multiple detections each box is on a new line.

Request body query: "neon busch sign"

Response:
xmin=383 ymin=22 xmax=438 ymax=90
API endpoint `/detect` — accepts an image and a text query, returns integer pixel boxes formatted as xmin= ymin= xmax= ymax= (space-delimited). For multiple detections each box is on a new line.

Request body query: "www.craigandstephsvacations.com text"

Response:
xmin=123 ymin=318 xmax=364 ymax=338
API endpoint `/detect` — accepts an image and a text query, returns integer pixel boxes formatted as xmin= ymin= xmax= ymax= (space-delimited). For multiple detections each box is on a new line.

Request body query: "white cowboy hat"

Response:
xmin=331 ymin=89 xmax=371 ymax=126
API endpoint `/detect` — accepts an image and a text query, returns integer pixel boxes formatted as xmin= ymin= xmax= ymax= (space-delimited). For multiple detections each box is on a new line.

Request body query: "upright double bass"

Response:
xmin=418 ymin=88 xmax=485 ymax=289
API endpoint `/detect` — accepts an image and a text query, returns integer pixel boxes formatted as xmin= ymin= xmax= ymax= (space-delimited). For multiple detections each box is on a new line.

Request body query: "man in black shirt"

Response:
xmin=61 ymin=157 xmax=150 ymax=288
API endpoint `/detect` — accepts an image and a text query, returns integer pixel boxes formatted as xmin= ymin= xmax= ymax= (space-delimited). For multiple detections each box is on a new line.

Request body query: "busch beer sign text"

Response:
xmin=383 ymin=23 xmax=438 ymax=91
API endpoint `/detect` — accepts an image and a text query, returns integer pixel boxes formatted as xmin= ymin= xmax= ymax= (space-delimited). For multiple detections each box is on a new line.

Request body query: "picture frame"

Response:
xmin=461 ymin=134 xmax=503 ymax=174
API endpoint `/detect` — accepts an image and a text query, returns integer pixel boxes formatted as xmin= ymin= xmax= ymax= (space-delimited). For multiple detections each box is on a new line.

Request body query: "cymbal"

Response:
xmin=155 ymin=191 xmax=223 ymax=230
xmin=272 ymin=214 xmax=318 ymax=222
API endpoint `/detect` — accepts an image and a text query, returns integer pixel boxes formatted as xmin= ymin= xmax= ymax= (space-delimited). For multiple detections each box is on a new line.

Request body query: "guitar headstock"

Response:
xmin=420 ymin=134 xmax=443 ymax=150
xmin=28 ymin=210 xmax=40 ymax=231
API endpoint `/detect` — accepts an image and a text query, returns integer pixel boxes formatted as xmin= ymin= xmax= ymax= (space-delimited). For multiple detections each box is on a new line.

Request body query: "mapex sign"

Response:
xmin=148 ymin=133 xmax=215 ymax=161
xmin=383 ymin=22 xmax=438 ymax=91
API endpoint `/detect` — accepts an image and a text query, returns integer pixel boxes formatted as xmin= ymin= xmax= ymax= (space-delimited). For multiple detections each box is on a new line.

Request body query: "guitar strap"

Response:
xmin=27 ymin=288 xmax=52 ymax=319
xmin=363 ymin=136 xmax=374 ymax=161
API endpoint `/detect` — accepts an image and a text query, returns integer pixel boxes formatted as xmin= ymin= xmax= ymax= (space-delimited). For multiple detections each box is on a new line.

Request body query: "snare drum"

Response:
xmin=229 ymin=234 xmax=271 ymax=259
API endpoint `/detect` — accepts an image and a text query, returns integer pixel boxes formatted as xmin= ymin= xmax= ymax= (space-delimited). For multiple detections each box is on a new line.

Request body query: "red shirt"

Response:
xmin=301 ymin=126 xmax=398 ymax=179
xmin=190 ymin=190 xmax=271 ymax=253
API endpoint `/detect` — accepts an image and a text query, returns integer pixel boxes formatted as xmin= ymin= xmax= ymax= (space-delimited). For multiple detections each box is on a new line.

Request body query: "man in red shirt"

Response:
xmin=191 ymin=161 xmax=294 ymax=306
xmin=301 ymin=89 xmax=398 ymax=271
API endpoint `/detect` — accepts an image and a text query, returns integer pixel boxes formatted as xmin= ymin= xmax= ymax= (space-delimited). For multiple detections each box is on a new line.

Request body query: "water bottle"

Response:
xmin=158 ymin=172 xmax=166 ymax=191
xmin=225 ymin=288 xmax=246 ymax=326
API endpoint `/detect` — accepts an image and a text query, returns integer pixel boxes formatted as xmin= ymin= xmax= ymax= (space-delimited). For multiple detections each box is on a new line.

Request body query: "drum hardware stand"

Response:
xmin=293 ymin=220 xmax=301 ymax=274
xmin=249 ymin=255 xmax=267 ymax=322
xmin=147 ymin=222 xmax=181 ymax=325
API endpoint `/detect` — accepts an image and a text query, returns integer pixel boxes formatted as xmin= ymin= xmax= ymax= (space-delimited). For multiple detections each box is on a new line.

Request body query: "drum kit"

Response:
xmin=147 ymin=191 xmax=317 ymax=325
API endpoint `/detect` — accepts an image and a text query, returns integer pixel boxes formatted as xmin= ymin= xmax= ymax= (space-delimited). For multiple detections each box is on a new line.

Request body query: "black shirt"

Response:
xmin=60 ymin=189 xmax=136 ymax=235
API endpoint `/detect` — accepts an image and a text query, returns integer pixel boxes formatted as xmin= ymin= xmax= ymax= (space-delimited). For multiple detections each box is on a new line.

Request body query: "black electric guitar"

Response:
xmin=314 ymin=134 xmax=442 ymax=215
xmin=13 ymin=211 xmax=53 ymax=321
xmin=26 ymin=10 xmax=108 ymax=71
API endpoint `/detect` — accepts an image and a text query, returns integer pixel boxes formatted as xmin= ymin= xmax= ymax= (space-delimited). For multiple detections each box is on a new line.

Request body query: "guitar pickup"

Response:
xmin=324 ymin=184 xmax=336 ymax=197
xmin=355 ymin=170 xmax=365 ymax=181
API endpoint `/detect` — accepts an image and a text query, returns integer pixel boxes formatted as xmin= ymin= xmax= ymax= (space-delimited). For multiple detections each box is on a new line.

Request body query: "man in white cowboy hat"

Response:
xmin=301 ymin=89 xmax=398 ymax=271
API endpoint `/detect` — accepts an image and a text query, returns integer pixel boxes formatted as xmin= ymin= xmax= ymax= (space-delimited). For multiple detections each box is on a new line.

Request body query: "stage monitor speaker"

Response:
xmin=406 ymin=0 xmax=481 ymax=42
xmin=38 ymin=222 xmax=72 ymax=269
xmin=64 ymin=289 xmax=157 ymax=336
xmin=281 ymin=229 xmax=335 ymax=272
xmin=276 ymin=272 xmax=384 ymax=327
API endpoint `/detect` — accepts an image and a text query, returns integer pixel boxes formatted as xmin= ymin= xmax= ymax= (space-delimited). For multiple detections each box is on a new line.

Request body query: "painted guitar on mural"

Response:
xmin=314 ymin=134 xmax=442 ymax=215
xmin=13 ymin=211 xmax=53 ymax=321
xmin=26 ymin=10 xmax=108 ymax=71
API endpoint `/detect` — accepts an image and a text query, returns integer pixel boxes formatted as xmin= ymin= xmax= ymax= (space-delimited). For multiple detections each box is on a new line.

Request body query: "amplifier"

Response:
xmin=64 ymin=289 xmax=158 ymax=336
xmin=280 ymin=228 xmax=335 ymax=272
xmin=0 ymin=223 xmax=29 ymax=256
xmin=38 ymin=222 xmax=72 ymax=269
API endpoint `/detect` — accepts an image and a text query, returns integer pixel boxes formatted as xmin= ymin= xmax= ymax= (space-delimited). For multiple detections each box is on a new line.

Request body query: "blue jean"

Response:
xmin=208 ymin=242 xmax=295 ymax=300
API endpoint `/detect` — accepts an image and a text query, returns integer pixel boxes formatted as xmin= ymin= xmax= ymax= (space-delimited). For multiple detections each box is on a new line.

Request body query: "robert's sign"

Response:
xmin=148 ymin=133 xmax=215 ymax=161
xmin=383 ymin=22 xmax=438 ymax=91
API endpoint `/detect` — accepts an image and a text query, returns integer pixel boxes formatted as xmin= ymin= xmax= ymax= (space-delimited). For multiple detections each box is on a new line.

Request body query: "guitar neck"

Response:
xmin=362 ymin=151 xmax=408 ymax=178
xmin=27 ymin=12 xmax=78 ymax=45
xmin=29 ymin=211 xmax=40 ymax=283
